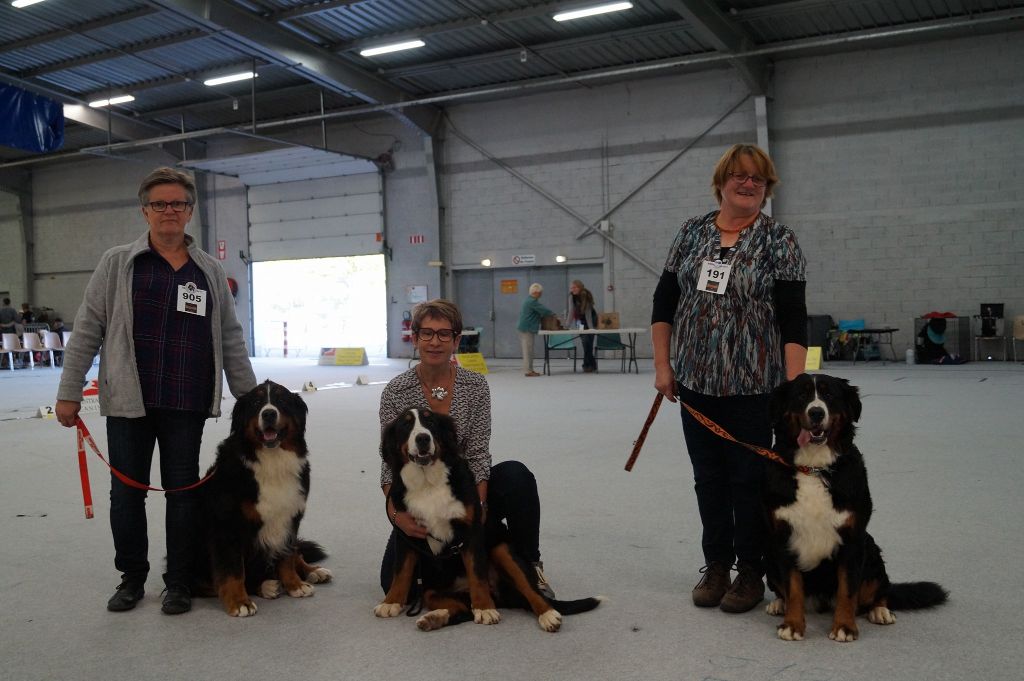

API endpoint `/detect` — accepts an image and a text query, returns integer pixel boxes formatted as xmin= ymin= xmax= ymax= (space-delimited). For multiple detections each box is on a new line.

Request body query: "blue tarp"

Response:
xmin=0 ymin=84 xmax=64 ymax=153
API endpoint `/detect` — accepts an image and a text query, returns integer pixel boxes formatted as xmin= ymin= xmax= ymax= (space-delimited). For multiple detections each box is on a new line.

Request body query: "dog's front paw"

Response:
xmin=777 ymin=623 xmax=804 ymax=641
xmin=306 ymin=567 xmax=332 ymax=584
xmin=374 ymin=602 xmax=403 ymax=618
xmin=228 ymin=600 xmax=258 ymax=617
xmin=473 ymin=608 xmax=501 ymax=625
xmin=416 ymin=609 xmax=450 ymax=631
xmin=537 ymin=609 xmax=562 ymax=632
xmin=765 ymin=598 xmax=785 ymax=616
xmin=868 ymin=606 xmax=896 ymax=625
xmin=287 ymin=582 xmax=314 ymax=598
xmin=828 ymin=624 xmax=859 ymax=642
xmin=259 ymin=579 xmax=282 ymax=599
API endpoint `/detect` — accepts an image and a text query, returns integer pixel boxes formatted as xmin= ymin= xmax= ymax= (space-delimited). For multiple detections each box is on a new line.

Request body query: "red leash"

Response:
xmin=75 ymin=417 xmax=216 ymax=520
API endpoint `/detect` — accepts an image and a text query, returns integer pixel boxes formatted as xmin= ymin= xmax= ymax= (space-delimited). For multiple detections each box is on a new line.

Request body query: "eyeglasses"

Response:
xmin=145 ymin=200 xmax=193 ymax=212
xmin=415 ymin=328 xmax=456 ymax=342
xmin=728 ymin=172 xmax=767 ymax=187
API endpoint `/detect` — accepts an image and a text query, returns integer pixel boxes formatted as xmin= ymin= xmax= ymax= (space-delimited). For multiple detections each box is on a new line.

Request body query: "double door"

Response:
xmin=454 ymin=265 xmax=602 ymax=358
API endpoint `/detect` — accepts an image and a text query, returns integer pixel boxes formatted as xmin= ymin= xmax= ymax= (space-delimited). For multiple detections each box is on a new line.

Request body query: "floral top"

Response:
xmin=663 ymin=210 xmax=806 ymax=397
xmin=378 ymin=366 xmax=492 ymax=486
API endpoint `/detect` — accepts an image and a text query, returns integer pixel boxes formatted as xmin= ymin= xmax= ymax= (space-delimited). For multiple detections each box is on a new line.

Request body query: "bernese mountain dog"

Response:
xmin=764 ymin=373 xmax=947 ymax=641
xmin=192 ymin=380 xmax=331 ymax=616
xmin=375 ymin=407 xmax=602 ymax=632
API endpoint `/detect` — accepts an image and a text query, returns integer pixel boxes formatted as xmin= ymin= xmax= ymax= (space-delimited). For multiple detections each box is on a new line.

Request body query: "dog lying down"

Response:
xmin=764 ymin=373 xmax=948 ymax=641
xmin=376 ymin=407 xmax=603 ymax=631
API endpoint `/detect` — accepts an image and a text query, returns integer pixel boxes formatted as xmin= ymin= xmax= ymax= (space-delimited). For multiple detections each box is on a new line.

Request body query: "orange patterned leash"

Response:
xmin=624 ymin=393 xmax=664 ymax=472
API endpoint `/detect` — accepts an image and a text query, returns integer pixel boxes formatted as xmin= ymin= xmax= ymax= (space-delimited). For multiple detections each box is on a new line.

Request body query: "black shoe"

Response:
xmin=107 ymin=580 xmax=145 ymax=612
xmin=161 ymin=585 xmax=192 ymax=615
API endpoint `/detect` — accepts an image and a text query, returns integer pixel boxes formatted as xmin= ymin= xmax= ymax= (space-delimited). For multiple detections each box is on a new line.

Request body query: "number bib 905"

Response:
xmin=177 ymin=282 xmax=207 ymax=316
xmin=697 ymin=260 xmax=731 ymax=295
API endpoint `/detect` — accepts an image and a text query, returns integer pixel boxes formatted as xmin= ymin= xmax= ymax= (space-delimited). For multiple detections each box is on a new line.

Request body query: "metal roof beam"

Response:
xmin=266 ymin=0 xmax=367 ymax=22
xmin=0 ymin=6 xmax=158 ymax=53
xmin=148 ymin=0 xmax=439 ymax=135
xmin=663 ymin=0 xmax=771 ymax=96
xmin=17 ymin=30 xmax=206 ymax=78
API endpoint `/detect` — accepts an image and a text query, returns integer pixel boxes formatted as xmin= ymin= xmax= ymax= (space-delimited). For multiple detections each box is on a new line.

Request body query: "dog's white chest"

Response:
xmin=774 ymin=473 xmax=850 ymax=571
xmin=401 ymin=462 xmax=467 ymax=555
xmin=248 ymin=449 xmax=307 ymax=555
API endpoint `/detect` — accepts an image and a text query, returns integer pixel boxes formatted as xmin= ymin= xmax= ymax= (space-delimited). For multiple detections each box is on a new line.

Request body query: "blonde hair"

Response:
xmin=529 ymin=283 xmax=543 ymax=295
xmin=138 ymin=167 xmax=197 ymax=206
xmin=411 ymin=299 xmax=463 ymax=335
xmin=711 ymin=144 xmax=778 ymax=207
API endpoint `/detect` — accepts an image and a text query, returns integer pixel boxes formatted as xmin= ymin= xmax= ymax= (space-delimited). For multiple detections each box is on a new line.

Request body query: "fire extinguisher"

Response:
xmin=401 ymin=310 xmax=413 ymax=342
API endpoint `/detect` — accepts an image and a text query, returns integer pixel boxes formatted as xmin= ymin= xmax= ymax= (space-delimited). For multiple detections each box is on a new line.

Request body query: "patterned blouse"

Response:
xmin=663 ymin=210 xmax=806 ymax=397
xmin=378 ymin=366 xmax=492 ymax=486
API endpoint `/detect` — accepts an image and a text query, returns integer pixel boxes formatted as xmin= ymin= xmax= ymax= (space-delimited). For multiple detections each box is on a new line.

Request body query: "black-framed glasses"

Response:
xmin=728 ymin=172 xmax=767 ymax=187
xmin=415 ymin=328 xmax=456 ymax=342
xmin=145 ymin=200 xmax=193 ymax=212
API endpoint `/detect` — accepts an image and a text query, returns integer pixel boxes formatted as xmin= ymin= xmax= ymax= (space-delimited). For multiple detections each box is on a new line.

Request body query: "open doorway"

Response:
xmin=252 ymin=255 xmax=386 ymax=358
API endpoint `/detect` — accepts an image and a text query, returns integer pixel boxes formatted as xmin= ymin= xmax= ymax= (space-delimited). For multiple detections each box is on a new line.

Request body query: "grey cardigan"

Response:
xmin=56 ymin=232 xmax=256 ymax=417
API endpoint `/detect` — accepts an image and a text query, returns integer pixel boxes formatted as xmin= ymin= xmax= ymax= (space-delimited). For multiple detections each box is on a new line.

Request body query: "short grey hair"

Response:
xmin=138 ymin=167 xmax=197 ymax=206
xmin=529 ymin=283 xmax=543 ymax=294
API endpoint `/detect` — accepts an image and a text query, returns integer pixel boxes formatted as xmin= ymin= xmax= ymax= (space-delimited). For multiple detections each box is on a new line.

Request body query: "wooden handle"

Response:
xmin=624 ymin=393 xmax=665 ymax=472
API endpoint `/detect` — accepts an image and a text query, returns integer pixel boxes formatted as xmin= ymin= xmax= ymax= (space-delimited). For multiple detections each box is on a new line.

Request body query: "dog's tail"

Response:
xmin=547 ymin=595 xmax=605 ymax=616
xmin=297 ymin=539 xmax=328 ymax=564
xmin=887 ymin=582 xmax=948 ymax=610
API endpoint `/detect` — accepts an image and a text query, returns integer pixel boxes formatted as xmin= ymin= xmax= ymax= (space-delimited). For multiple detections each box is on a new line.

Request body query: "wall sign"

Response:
xmin=511 ymin=254 xmax=535 ymax=265
xmin=500 ymin=279 xmax=518 ymax=294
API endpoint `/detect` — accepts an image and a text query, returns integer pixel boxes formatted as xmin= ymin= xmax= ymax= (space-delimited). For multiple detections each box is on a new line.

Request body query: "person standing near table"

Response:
xmin=54 ymin=167 xmax=256 ymax=615
xmin=650 ymin=144 xmax=807 ymax=614
xmin=516 ymin=283 xmax=554 ymax=377
xmin=568 ymin=279 xmax=598 ymax=373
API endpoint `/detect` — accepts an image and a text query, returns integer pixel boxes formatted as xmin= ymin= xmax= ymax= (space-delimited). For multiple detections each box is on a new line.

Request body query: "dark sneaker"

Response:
xmin=719 ymin=563 xmax=765 ymax=613
xmin=107 ymin=580 xmax=145 ymax=612
xmin=533 ymin=561 xmax=556 ymax=600
xmin=692 ymin=562 xmax=730 ymax=607
xmin=160 ymin=585 xmax=192 ymax=615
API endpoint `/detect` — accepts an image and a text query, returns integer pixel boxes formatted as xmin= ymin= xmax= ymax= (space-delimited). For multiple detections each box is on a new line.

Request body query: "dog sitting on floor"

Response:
xmin=375 ymin=407 xmax=602 ymax=631
xmin=191 ymin=380 xmax=331 ymax=616
xmin=763 ymin=373 xmax=947 ymax=642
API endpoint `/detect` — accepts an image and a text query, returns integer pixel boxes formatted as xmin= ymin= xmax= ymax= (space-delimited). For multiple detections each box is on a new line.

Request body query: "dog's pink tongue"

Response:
xmin=262 ymin=429 xmax=278 ymax=441
xmin=797 ymin=430 xmax=812 ymax=448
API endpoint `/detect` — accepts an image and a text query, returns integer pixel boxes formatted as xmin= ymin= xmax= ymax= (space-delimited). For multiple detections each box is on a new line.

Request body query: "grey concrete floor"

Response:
xmin=1 ymin=356 xmax=1022 ymax=681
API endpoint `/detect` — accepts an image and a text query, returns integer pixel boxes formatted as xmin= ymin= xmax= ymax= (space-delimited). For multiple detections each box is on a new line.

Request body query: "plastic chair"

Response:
xmin=595 ymin=332 xmax=628 ymax=372
xmin=543 ymin=333 xmax=577 ymax=375
xmin=63 ymin=330 xmax=72 ymax=346
xmin=21 ymin=331 xmax=46 ymax=366
xmin=44 ymin=331 xmax=65 ymax=367
xmin=2 ymin=333 xmax=34 ymax=370
xmin=1012 ymin=315 xmax=1024 ymax=362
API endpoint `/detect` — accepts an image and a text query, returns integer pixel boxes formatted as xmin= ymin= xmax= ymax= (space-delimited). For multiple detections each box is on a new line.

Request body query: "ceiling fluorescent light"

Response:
xmin=359 ymin=40 xmax=425 ymax=57
xmin=12 ymin=0 xmax=47 ymax=8
xmin=204 ymin=72 xmax=256 ymax=87
xmin=88 ymin=95 xmax=135 ymax=108
xmin=553 ymin=2 xmax=633 ymax=22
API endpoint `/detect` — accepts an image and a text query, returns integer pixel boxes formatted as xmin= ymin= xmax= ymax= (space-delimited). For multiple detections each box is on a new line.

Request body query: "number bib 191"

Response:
xmin=177 ymin=282 xmax=207 ymax=316
xmin=696 ymin=260 xmax=731 ymax=295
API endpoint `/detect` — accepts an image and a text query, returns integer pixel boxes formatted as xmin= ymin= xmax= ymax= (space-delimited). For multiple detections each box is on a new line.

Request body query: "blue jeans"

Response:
xmin=106 ymin=409 xmax=207 ymax=588
xmin=380 ymin=460 xmax=542 ymax=594
xmin=678 ymin=384 xmax=770 ymax=571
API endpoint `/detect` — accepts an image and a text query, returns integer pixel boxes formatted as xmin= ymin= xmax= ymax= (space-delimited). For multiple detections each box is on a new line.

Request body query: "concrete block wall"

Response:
xmin=0 ymin=190 xmax=25 ymax=304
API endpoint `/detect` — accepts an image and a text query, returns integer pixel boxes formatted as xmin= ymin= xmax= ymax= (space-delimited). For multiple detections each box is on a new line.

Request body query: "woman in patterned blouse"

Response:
xmin=378 ymin=299 xmax=554 ymax=598
xmin=651 ymin=144 xmax=807 ymax=615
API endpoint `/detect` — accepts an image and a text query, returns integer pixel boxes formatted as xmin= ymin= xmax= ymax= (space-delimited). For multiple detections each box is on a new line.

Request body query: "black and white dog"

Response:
xmin=376 ymin=408 xmax=602 ymax=631
xmin=192 ymin=380 xmax=331 ymax=616
xmin=764 ymin=373 xmax=947 ymax=641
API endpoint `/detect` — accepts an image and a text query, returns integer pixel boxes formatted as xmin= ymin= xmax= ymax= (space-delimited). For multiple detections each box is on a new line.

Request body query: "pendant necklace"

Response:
xmin=418 ymin=366 xmax=452 ymax=401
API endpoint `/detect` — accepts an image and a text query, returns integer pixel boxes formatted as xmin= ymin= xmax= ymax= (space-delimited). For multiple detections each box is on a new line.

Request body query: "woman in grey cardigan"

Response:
xmin=55 ymin=167 xmax=256 ymax=616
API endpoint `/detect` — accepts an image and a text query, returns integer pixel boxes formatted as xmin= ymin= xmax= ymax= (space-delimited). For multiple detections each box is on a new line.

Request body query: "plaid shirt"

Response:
xmin=132 ymin=250 xmax=214 ymax=412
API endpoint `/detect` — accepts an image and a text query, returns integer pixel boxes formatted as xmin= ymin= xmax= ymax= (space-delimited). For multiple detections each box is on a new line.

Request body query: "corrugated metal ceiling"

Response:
xmin=1 ymin=0 xmax=1022 ymax=162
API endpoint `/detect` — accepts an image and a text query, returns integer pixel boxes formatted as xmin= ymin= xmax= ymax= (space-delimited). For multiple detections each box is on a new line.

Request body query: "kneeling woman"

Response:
xmin=378 ymin=298 xmax=554 ymax=598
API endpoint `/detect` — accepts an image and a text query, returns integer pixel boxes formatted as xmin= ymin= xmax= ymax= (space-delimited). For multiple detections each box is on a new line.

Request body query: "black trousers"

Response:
xmin=677 ymin=384 xmax=770 ymax=571
xmin=380 ymin=460 xmax=541 ymax=594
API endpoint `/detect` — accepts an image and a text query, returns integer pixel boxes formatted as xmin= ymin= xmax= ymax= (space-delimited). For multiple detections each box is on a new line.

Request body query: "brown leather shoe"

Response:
xmin=719 ymin=563 xmax=765 ymax=613
xmin=692 ymin=562 xmax=730 ymax=607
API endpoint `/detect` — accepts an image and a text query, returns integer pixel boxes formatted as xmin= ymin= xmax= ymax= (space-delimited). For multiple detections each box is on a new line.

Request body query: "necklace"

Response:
xmin=417 ymin=366 xmax=453 ymax=401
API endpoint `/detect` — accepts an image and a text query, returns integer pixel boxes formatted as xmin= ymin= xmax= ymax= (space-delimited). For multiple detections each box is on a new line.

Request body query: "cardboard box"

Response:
xmin=598 ymin=312 xmax=620 ymax=329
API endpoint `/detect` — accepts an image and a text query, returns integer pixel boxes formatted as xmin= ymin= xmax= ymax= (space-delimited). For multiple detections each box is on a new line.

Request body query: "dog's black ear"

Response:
xmin=843 ymin=379 xmax=862 ymax=422
xmin=230 ymin=384 xmax=256 ymax=434
xmin=436 ymin=412 xmax=460 ymax=458
xmin=767 ymin=378 xmax=792 ymax=427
